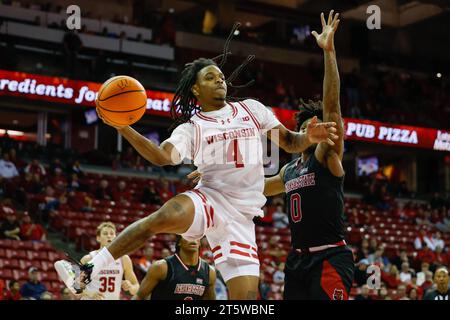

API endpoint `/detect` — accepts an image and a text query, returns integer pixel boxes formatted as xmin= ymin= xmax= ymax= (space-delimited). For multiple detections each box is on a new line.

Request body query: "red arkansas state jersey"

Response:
xmin=163 ymin=99 xmax=281 ymax=218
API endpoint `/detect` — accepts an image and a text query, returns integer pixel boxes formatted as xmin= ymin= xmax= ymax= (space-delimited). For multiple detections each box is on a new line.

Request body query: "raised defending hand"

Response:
xmin=311 ymin=10 xmax=340 ymax=52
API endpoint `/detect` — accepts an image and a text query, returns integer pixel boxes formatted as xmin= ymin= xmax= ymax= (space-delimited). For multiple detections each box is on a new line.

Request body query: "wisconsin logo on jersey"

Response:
xmin=241 ymin=116 xmax=250 ymax=122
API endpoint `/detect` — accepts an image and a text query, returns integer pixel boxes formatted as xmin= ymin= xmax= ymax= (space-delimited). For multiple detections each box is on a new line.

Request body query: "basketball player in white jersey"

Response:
xmin=55 ymin=23 xmax=338 ymax=299
xmin=75 ymin=222 xmax=139 ymax=300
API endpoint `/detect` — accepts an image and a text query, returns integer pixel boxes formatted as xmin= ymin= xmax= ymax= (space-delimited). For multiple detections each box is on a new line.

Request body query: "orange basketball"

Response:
xmin=96 ymin=76 xmax=147 ymax=126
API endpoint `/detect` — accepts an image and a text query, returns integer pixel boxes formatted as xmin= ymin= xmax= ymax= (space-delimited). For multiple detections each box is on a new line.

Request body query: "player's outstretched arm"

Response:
xmin=268 ymin=121 xmax=338 ymax=154
xmin=115 ymin=126 xmax=179 ymax=166
xmin=121 ymin=255 xmax=140 ymax=296
xmin=96 ymin=109 xmax=178 ymax=166
xmin=264 ymin=164 xmax=288 ymax=196
xmin=203 ymin=266 xmax=217 ymax=300
xmin=312 ymin=10 xmax=345 ymax=177
xmin=132 ymin=260 xmax=167 ymax=300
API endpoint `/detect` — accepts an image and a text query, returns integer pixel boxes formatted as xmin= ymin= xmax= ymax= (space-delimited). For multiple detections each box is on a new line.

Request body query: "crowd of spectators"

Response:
xmin=0 ymin=266 xmax=59 ymax=300
xmin=266 ymin=67 xmax=449 ymax=128
xmin=2 ymin=2 xmax=449 ymax=128
xmin=0 ymin=129 xmax=449 ymax=300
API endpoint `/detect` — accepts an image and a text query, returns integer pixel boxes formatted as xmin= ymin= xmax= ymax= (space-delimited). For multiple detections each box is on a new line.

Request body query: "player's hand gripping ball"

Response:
xmin=96 ymin=76 xmax=147 ymax=127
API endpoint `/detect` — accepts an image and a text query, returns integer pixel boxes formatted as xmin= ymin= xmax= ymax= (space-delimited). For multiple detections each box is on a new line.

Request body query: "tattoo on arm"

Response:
xmin=285 ymin=130 xmax=294 ymax=148
xmin=170 ymin=201 xmax=185 ymax=215
xmin=285 ymin=131 xmax=311 ymax=153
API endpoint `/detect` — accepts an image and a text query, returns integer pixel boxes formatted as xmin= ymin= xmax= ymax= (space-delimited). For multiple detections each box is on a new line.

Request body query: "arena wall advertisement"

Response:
xmin=1 ymin=69 xmax=448 ymax=152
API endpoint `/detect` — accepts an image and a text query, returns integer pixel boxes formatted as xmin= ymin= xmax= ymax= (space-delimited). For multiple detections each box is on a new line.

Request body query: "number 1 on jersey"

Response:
xmin=227 ymin=139 xmax=244 ymax=168
xmin=290 ymin=193 xmax=302 ymax=223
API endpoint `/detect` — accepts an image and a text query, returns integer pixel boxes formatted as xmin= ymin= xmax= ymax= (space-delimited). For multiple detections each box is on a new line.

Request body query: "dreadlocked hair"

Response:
xmin=175 ymin=235 xmax=182 ymax=253
xmin=170 ymin=58 xmax=218 ymax=128
xmin=170 ymin=22 xmax=256 ymax=129
xmin=295 ymin=98 xmax=323 ymax=132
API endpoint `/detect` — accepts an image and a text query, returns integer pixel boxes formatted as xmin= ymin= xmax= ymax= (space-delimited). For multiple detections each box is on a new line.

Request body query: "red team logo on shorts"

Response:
xmin=333 ymin=288 xmax=344 ymax=300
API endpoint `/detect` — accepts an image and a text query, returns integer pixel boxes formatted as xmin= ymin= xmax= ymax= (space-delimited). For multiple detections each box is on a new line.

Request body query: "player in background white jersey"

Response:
xmin=76 ymin=222 xmax=139 ymax=300
xmin=55 ymin=23 xmax=338 ymax=299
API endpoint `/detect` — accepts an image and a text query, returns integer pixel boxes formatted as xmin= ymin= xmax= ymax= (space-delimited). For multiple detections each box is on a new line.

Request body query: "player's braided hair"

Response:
xmin=170 ymin=22 xmax=255 ymax=129
xmin=295 ymin=98 xmax=323 ymax=132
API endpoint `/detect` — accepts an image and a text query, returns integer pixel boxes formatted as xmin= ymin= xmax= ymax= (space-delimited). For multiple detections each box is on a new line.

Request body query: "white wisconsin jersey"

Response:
xmin=82 ymin=250 xmax=124 ymax=300
xmin=164 ymin=99 xmax=281 ymax=218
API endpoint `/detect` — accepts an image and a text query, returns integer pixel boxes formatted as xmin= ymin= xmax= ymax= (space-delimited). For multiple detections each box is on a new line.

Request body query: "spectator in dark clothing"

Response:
xmin=356 ymin=238 xmax=370 ymax=261
xmin=49 ymin=158 xmax=64 ymax=175
xmin=392 ymin=250 xmax=409 ymax=270
xmin=95 ymin=179 xmax=113 ymax=200
xmin=20 ymin=267 xmax=47 ymax=300
xmin=69 ymin=160 xmax=84 ymax=177
xmin=62 ymin=30 xmax=82 ymax=78
xmin=141 ymin=184 xmax=161 ymax=205
xmin=0 ymin=211 xmax=20 ymax=240
xmin=354 ymin=259 xmax=370 ymax=287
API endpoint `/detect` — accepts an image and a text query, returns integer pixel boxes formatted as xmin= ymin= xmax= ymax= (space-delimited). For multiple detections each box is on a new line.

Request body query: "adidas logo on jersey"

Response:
xmin=196 ymin=278 xmax=203 ymax=285
xmin=241 ymin=116 xmax=250 ymax=122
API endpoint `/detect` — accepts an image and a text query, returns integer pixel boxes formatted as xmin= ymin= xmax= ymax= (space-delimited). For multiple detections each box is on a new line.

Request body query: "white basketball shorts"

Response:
xmin=181 ymin=187 xmax=260 ymax=282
